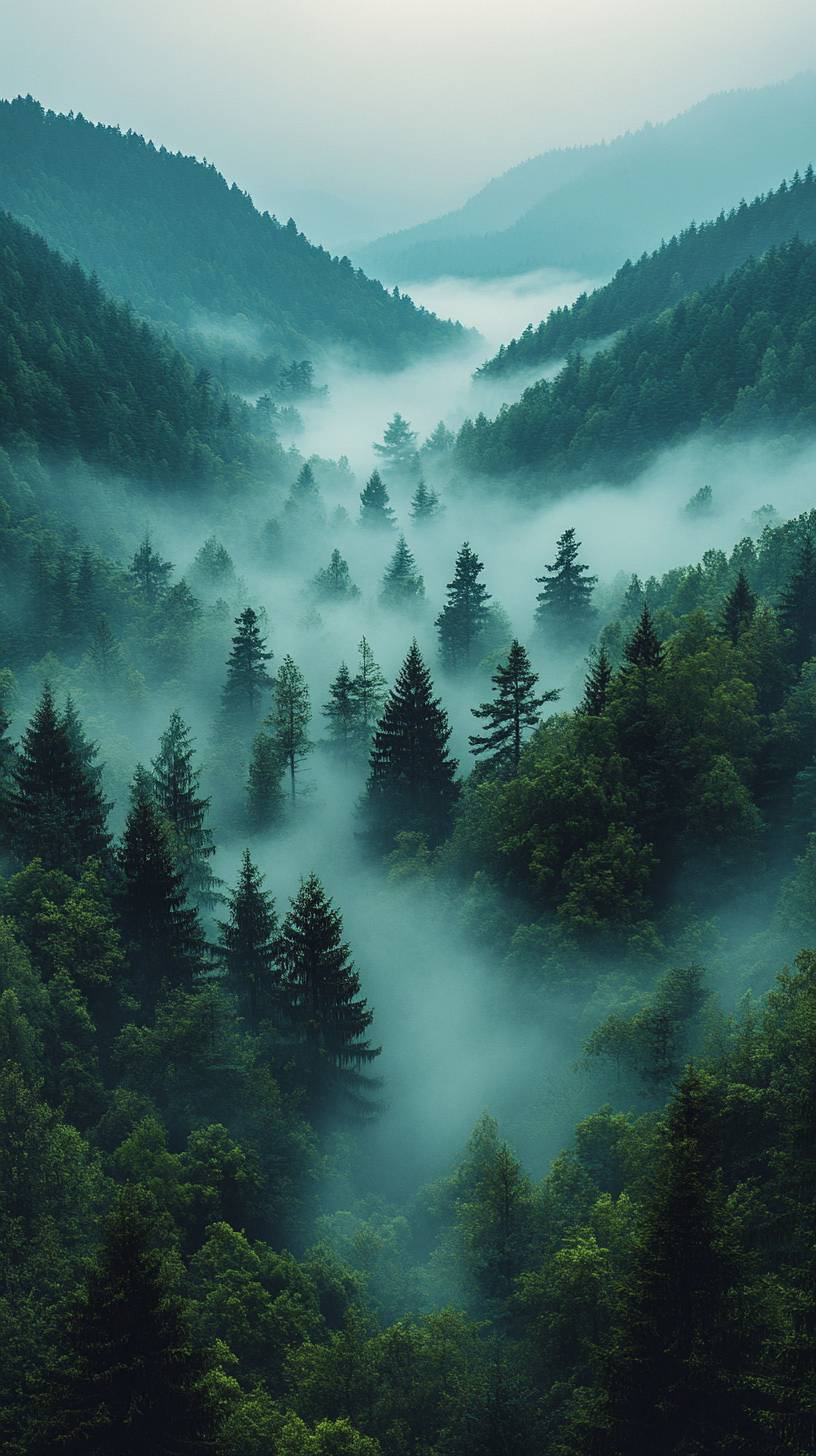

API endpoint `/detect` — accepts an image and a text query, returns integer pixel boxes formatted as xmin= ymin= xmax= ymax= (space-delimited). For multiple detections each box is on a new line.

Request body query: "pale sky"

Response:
xmin=2 ymin=0 xmax=815 ymax=231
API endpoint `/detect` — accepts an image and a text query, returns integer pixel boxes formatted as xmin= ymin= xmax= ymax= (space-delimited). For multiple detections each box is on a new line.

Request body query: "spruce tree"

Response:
xmin=469 ymin=640 xmax=558 ymax=774
xmin=779 ymin=534 xmax=816 ymax=669
xmin=350 ymin=637 xmax=387 ymax=751
xmin=359 ymin=470 xmax=395 ymax=529
xmin=362 ymin=641 xmax=458 ymax=851
xmin=421 ymin=419 xmax=455 ymax=459
xmin=129 ymin=534 xmax=173 ymax=606
xmin=151 ymin=712 xmax=219 ymax=908
xmin=380 ymin=535 xmax=425 ymax=608
xmin=88 ymin=617 xmax=123 ymax=682
xmin=410 ymin=477 xmax=442 ymax=524
xmin=278 ymin=873 xmax=380 ymax=1116
xmin=323 ymin=662 xmax=359 ymax=759
xmin=35 ymin=1191 xmax=217 ymax=1455
xmin=285 ymin=462 xmax=325 ymax=527
xmin=373 ymin=412 xmax=418 ymax=473
xmin=582 ymin=645 xmax=614 ymax=715
xmin=268 ymin=655 xmax=312 ymax=802
xmin=624 ymin=606 xmax=664 ymax=670
xmin=436 ymin=542 xmax=492 ymax=672
xmin=312 ymin=548 xmax=360 ymax=601
xmin=723 ymin=569 xmax=757 ymax=643
xmin=190 ymin=536 xmax=235 ymax=595
xmin=535 ymin=527 xmax=597 ymax=643
xmin=217 ymin=850 xmax=278 ymax=1029
xmin=10 ymin=685 xmax=111 ymax=874
xmin=117 ymin=774 xmax=205 ymax=1008
xmin=221 ymin=607 xmax=273 ymax=734
xmin=246 ymin=730 xmax=285 ymax=831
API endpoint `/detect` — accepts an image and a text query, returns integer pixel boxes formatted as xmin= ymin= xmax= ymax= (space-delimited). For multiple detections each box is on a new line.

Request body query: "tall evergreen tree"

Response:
xmin=582 ymin=645 xmax=614 ymax=715
xmin=436 ymin=542 xmax=492 ymax=672
xmin=88 ymin=617 xmax=123 ymax=682
xmin=421 ymin=419 xmax=455 ymax=459
xmin=151 ymin=712 xmax=219 ymax=908
xmin=469 ymin=640 xmax=558 ymax=775
xmin=277 ymin=873 xmax=380 ymax=1116
xmin=362 ymin=641 xmax=458 ymax=851
xmin=117 ymin=774 xmax=205 ymax=1008
xmin=624 ymin=606 xmax=664 ymax=670
xmin=268 ymin=655 xmax=312 ymax=803
xmin=380 ymin=535 xmax=425 ymax=608
xmin=410 ymin=477 xmax=442 ymax=524
xmin=246 ymin=731 xmax=285 ymax=831
xmin=34 ymin=1190 xmax=217 ymax=1456
xmin=535 ymin=528 xmax=597 ymax=643
xmin=221 ymin=607 xmax=273 ymax=734
xmin=350 ymin=637 xmax=387 ymax=751
xmin=723 ymin=569 xmax=757 ymax=643
xmin=323 ymin=663 xmax=358 ymax=760
xmin=285 ymin=462 xmax=325 ymax=527
xmin=373 ymin=412 xmax=418 ymax=473
xmin=0 ymin=675 xmax=16 ymax=864
xmin=217 ymin=850 xmax=278 ymax=1029
xmin=9 ymin=685 xmax=110 ymax=874
xmin=359 ymin=470 xmax=396 ymax=530
xmin=779 ymin=534 xmax=816 ymax=669
xmin=312 ymin=548 xmax=360 ymax=602
xmin=129 ymin=534 xmax=173 ymax=606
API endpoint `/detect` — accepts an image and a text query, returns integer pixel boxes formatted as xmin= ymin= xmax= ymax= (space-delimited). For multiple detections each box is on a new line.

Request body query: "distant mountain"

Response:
xmin=0 ymin=210 xmax=271 ymax=488
xmin=359 ymin=75 xmax=816 ymax=283
xmin=456 ymin=239 xmax=816 ymax=490
xmin=478 ymin=167 xmax=816 ymax=378
xmin=0 ymin=97 xmax=465 ymax=372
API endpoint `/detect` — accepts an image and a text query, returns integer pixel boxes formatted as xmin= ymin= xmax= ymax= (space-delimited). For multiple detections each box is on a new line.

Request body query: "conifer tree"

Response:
xmin=624 ymin=605 xmax=664 ymax=670
xmin=436 ymin=542 xmax=492 ymax=672
xmin=622 ymin=573 xmax=645 ymax=620
xmin=88 ymin=616 xmax=123 ymax=682
xmin=117 ymin=774 xmax=205 ymax=1008
xmin=469 ymin=640 xmax=558 ymax=775
xmin=723 ymin=569 xmax=757 ymax=643
xmin=35 ymin=1191 xmax=217 ymax=1455
xmin=151 ymin=712 xmax=219 ymax=908
xmin=363 ymin=641 xmax=458 ymax=851
xmin=535 ymin=527 xmax=597 ymax=643
xmin=221 ymin=606 xmax=273 ymax=733
xmin=10 ymin=685 xmax=111 ymax=874
xmin=582 ymin=645 xmax=614 ymax=714
xmin=323 ymin=663 xmax=358 ymax=759
xmin=373 ymin=412 xmax=418 ymax=473
xmin=267 ymin=655 xmax=312 ymax=802
xmin=350 ymin=637 xmax=387 ymax=751
xmin=190 ymin=535 xmax=235 ymax=595
xmin=129 ymin=534 xmax=173 ymax=606
xmin=246 ymin=731 xmax=285 ymax=831
xmin=0 ymin=677 xmax=16 ymax=863
xmin=277 ymin=872 xmax=380 ymax=1116
xmin=217 ymin=850 xmax=278 ymax=1029
xmin=380 ymin=535 xmax=425 ymax=608
xmin=359 ymin=470 xmax=396 ymax=529
xmin=779 ymin=534 xmax=816 ymax=668
xmin=421 ymin=419 xmax=455 ymax=459
xmin=410 ymin=477 xmax=442 ymax=523
xmin=312 ymin=548 xmax=360 ymax=601
xmin=285 ymin=462 xmax=325 ymax=526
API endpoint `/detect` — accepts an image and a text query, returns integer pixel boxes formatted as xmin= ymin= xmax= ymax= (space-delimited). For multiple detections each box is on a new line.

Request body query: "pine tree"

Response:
xmin=129 ymin=534 xmax=173 ymax=606
xmin=582 ymin=645 xmax=614 ymax=714
xmin=267 ymin=655 xmax=312 ymax=802
xmin=535 ymin=527 xmax=597 ymax=643
xmin=221 ymin=607 xmax=273 ymax=734
xmin=323 ymin=662 xmax=359 ymax=759
xmin=362 ymin=641 xmax=458 ymax=851
xmin=624 ymin=606 xmax=664 ymax=670
xmin=0 ymin=675 xmax=16 ymax=863
xmin=88 ymin=616 xmax=123 ymax=682
xmin=410 ymin=477 xmax=442 ymax=523
xmin=278 ymin=873 xmax=380 ymax=1116
xmin=190 ymin=535 xmax=235 ymax=595
xmin=380 ymin=535 xmax=425 ymax=608
xmin=312 ymin=548 xmax=360 ymax=601
xmin=246 ymin=732 xmax=284 ymax=831
xmin=436 ymin=542 xmax=492 ymax=672
xmin=35 ymin=1190 xmax=217 ymax=1455
xmin=350 ymin=637 xmax=387 ymax=751
xmin=151 ymin=712 xmax=219 ymax=908
xmin=723 ymin=569 xmax=757 ymax=643
xmin=117 ymin=774 xmax=205 ymax=1008
xmin=421 ymin=419 xmax=455 ymax=458
xmin=469 ymin=640 xmax=558 ymax=774
xmin=285 ymin=462 xmax=325 ymax=526
xmin=779 ymin=534 xmax=816 ymax=669
xmin=10 ymin=685 xmax=111 ymax=874
xmin=622 ymin=574 xmax=645 ymax=620
xmin=359 ymin=470 xmax=396 ymax=529
xmin=217 ymin=850 xmax=278 ymax=1029
xmin=373 ymin=412 xmax=418 ymax=474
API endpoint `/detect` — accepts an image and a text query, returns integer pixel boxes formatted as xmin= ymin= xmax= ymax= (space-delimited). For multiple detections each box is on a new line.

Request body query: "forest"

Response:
xmin=1 ymin=52 xmax=816 ymax=1456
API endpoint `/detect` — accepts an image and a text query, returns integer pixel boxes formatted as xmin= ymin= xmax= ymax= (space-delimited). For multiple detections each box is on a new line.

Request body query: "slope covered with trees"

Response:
xmin=0 ymin=96 xmax=465 ymax=369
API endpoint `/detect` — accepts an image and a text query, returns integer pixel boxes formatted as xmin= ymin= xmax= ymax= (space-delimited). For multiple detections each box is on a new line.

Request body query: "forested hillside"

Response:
xmin=0 ymin=97 xmax=465 ymax=371
xmin=458 ymin=238 xmax=816 ymax=487
xmin=479 ymin=167 xmax=816 ymax=378
xmin=359 ymin=74 xmax=816 ymax=282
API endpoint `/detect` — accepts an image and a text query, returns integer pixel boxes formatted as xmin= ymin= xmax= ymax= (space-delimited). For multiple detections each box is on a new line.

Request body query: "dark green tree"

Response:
xmin=151 ymin=712 xmax=219 ymax=909
xmin=410 ymin=477 xmax=442 ymax=523
xmin=582 ymin=645 xmax=614 ymax=715
xmin=373 ymin=412 xmax=418 ymax=473
xmin=535 ymin=527 xmax=597 ymax=644
xmin=359 ymin=470 xmax=395 ymax=530
xmin=277 ymin=873 xmax=380 ymax=1117
xmin=779 ymin=534 xmax=816 ymax=669
xmin=129 ymin=535 xmax=173 ymax=606
xmin=380 ymin=535 xmax=425 ymax=608
xmin=246 ymin=732 xmax=284 ymax=830
xmin=723 ymin=569 xmax=757 ymax=643
xmin=362 ymin=641 xmax=458 ymax=851
xmin=624 ymin=606 xmax=664 ymax=670
xmin=268 ymin=655 xmax=312 ymax=803
xmin=469 ymin=641 xmax=558 ymax=775
xmin=217 ymin=850 xmax=278 ymax=1029
xmin=436 ymin=542 xmax=492 ymax=672
xmin=323 ymin=663 xmax=359 ymax=760
xmin=9 ymin=686 xmax=110 ymax=874
xmin=350 ymin=637 xmax=387 ymax=752
xmin=312 ymin=548 xmax=360 ymax=602
xmin=220 ymin=607 xmax=273 ymax=733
